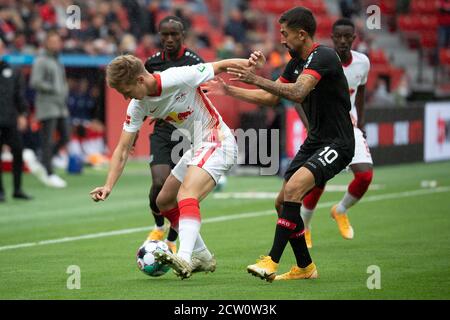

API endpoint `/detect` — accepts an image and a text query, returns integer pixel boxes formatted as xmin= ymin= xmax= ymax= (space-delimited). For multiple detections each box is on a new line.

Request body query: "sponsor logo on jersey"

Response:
xmin=164 ymin=107 xmax=194 ymax=124
xmin=197 ymin=65 xmax=206 ymax=73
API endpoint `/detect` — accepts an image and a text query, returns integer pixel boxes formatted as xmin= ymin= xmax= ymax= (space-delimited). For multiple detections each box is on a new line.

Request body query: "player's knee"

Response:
xmin=156 ymin=191 xmax=174 ymax=212
xmin=284 ymin=180 xmax=309 ymax=202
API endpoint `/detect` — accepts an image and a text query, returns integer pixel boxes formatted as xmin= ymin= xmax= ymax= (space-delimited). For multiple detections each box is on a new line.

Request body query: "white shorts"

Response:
xmin=349 ymin=127 xmax=373 ymax=165
xmin=171 ymin=134 xmax=238 ymax=184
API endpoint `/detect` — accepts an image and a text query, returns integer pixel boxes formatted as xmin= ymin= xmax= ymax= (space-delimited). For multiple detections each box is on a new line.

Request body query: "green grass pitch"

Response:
xmin=0 ymin=161 xmax=449 ymax=300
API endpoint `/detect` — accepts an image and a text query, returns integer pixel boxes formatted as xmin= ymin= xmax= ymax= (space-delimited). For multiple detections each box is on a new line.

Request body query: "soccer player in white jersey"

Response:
xmin=90 ymin=54 xmax=258 ymax=279
xmin=299 ymin=18 xmax=373 ymax=247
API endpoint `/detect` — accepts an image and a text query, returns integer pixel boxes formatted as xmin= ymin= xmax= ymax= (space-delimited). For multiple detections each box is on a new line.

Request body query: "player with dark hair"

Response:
xmin=224 ymin=6 xmax=354 ymax=281
xmin=300 ymin=18 xmax=373 ymax=248
xmin=144 ymin=16 xmax=204 ymax=253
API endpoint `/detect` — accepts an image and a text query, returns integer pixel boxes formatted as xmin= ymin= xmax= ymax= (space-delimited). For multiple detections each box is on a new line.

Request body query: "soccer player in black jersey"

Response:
xmin=225 ymin=7 xmax=355 ymax=281
xmin=144 ymin=16 xmax=204 ymax=253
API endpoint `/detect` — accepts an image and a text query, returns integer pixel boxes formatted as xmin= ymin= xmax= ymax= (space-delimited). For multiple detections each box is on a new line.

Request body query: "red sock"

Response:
xmin=302 ymin=186 xmax=325 ymax=210
xmin=348 ymin=170 xmax=373 ymax=199
xmin=161 ymin=207 xmax=180 ymax=230
xmin=178 ymin=198 xmax=201 ymax=222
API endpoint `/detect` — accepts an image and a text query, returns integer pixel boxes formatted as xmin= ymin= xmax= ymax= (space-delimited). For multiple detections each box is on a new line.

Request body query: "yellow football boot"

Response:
xmin=274 ymin=262 xmax=318 ymax=280
xmin=330 ymin=205 xmax=354 ymax=239
xmin=247 ymin=256 xmax=278 ymax=282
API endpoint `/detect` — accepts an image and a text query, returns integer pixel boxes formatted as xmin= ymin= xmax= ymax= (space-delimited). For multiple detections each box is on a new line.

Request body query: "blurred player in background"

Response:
xmin=0 ymin=39 xmax=32 ymax=202
xmin=144 ymin=16 xmax=204 ymax=254
xmin=224 ymin=6 xmax=355 ymax=281
xmin=90 ymin=55 xmax=258 ymax=279
xmin=299 ymin=18 xmax=373 ymax=248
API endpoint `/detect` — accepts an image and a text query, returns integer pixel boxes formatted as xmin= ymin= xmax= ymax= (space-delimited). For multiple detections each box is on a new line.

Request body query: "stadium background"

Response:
xmin=0 ymin=0 xmax=449 ymax=301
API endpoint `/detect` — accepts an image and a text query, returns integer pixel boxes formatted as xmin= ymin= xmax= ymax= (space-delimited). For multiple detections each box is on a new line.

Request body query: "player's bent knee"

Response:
xmin=156 ymin=192 xmax=176 ymax=212
xmin=284 ymin=181 xmax=309 ymax=202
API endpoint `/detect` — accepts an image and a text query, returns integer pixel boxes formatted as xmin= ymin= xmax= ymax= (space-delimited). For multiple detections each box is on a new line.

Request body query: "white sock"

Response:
xmin=155 ymin=225 xmax=165 ymax=231
xmin=192 ymin=234 xmax=212 ymax=259
xmin=337 ymin=192 xmax=359 ymax=214
xmin=177 ymin=218 xmax=201 ymax=262
xmin=300 ymin=206 xmax=314 ymax=230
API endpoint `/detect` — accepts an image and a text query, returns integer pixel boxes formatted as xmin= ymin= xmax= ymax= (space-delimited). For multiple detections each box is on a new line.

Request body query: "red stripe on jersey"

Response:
xmin=278 ymin=76 xmax=292 ymax=83
xmin=197 ymin=87 xmax=220 ymax=128
xmin=149 ymin=74 xmax=162 ymax=96
xmin=302 ymin=69 xmax=322 ymax=81
xmin=197 ymin=144 xmax=218 ymax=168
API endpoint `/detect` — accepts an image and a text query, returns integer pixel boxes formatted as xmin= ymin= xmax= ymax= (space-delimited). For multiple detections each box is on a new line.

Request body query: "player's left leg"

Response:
xmin=331 ymin=127 xmax=373 ymax=240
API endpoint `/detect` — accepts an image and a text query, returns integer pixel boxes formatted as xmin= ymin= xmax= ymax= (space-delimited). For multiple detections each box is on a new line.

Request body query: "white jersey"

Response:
xmin=123 ymin=63 xmax=232 ymax=147
xmin=342 ymin=50 xmax=370 ymax=122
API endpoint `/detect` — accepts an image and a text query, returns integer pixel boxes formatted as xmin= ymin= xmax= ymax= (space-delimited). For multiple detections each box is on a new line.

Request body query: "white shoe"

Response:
xmin=191 ymin=249 xmax=216 ymax=273
xmin=46 ymin=174 xmax=67 ymax=188
xmin=154 ymin=251 xmax=193 ymax=279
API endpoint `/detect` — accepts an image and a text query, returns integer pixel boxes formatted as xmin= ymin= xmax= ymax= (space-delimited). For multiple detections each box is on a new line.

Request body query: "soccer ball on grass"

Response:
xmin=136 ymin=240 xmax=171 ymax=277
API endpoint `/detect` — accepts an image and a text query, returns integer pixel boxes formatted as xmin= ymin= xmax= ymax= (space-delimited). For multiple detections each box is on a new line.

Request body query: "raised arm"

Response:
xmin=227 ymin=63 xmax=318 ymax=104
xmin=90 ymin=130 xmax=137 ymax=201
xmin=211 ymin=59 xmax=253 ymax=75
xmin=204 ymin=77 xmax=281 ymax=107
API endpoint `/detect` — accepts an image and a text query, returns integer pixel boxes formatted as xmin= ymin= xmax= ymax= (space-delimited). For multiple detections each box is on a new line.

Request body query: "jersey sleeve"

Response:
xmin=123 ymin=99 xmax=146 ymax=133
xmin=360 ymin=55 xmax=371 ymax=85
xmin=279 ymin=59 xmax=298 ymax=83
xmin=161 ymin=63 xmax=215 ymax=89
xmin=302 ymin=48 xmax=337 ymax=81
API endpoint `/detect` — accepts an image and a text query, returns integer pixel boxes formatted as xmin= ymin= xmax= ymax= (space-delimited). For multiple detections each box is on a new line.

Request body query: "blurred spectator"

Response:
xmin=68 ymin=78 xmax=95 ymax=122
xmin=30 ymin=31 xmax=69 ymax=188
xmin=339 ymin=0 xmax=361 ymax=19
xmin=224 ymin=8 xmax=247 ymax=43
xmin=438 ymin=0 xmax=450 ymax=48
xmin=135 ymin=34 xmax=156 ymax=61
xmin=0 ymin=38 xmax=32 ymax=201
xmin=370 ymin=76 xmax=395 ymax=106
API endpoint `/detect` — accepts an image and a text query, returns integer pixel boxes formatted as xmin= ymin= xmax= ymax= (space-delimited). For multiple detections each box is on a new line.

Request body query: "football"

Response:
xmin=136 ymin=240 xmax=171 ymax=277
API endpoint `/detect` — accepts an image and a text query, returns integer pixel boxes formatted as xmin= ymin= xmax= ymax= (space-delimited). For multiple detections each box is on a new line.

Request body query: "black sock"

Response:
xmin=268 ymin=201 xmax=301 ymax=263
xmin=167 ymin=227 xmax=178 ymax=242
xmin=289 ymin=236 xmax=312 ymax=268
xmin=153 ymin=212 xmax=165 ymax=227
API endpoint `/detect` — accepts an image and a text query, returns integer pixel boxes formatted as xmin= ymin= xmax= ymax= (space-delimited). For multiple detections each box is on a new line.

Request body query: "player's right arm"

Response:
xmin=90 ymin=100 xmax=144 ymax=202
xmin=205 ymin=77 xmax=281 ymax=107
xmin=90 ymin=130 xmax=137 ymax=202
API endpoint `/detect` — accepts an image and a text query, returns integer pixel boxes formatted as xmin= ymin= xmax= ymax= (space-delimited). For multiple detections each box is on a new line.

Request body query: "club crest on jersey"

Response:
xmin=164 ymin=107 xmax=193 ymax=124
xmin=175 ymin=92 xmax=188 ymax=103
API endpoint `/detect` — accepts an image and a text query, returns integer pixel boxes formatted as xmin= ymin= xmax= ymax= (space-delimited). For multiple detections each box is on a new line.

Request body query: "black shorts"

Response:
xmin=284 ymin=142 xmax=354 ymax=187
xmin=149 ymin=120 xmax=185 ymax=168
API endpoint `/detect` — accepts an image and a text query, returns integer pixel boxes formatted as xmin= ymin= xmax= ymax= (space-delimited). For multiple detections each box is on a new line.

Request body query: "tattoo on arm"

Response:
xmin=254 ymin=74 xmax=318 ymax=103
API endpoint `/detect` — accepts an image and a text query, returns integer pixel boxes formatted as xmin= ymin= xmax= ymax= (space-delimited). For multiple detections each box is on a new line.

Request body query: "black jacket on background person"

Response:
xmin=0 ymin=60 xmax=28 ymax=127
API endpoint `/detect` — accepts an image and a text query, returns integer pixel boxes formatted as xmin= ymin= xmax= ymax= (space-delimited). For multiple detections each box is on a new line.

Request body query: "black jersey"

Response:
xmin=144 ymin=46 xmax=204 ymax=73
xmin=280 ymin=44 xmax=354 ymax=150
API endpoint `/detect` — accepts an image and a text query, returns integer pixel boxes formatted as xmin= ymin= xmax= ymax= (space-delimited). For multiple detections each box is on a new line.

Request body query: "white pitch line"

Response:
xmin=0 ymin=186 xmax=448 ymax=252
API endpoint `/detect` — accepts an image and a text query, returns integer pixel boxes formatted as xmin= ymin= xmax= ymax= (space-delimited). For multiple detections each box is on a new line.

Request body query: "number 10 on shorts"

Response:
xmin=319 ymin=146 xmax=338 ymax=165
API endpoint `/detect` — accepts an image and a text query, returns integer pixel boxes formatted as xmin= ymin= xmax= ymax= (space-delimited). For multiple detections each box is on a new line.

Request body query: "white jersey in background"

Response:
xmin=342 ymin=50 xmax=372 ymax=165
xmin=123 ymin=63 xmax=237 ymax=183
xmin=342 ymin=50 xmax=370 ymax=123
xmin=123 ymin=63 xmax=233 ymax=145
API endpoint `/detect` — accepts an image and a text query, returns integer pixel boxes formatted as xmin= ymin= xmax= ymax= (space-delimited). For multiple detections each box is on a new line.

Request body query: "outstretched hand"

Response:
xmin=248 ymin=50 xmax=266 ymax=69
xmin=227 ymin=64 xmax=257 ymax=84
xmin=90 ymin=186 xmax=111 ymax=202
xmin=203 ymin=77 xmax=229 ymax=96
